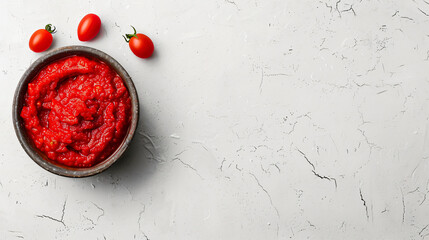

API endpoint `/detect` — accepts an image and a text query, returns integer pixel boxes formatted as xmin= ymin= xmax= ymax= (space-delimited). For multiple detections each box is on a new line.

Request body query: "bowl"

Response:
xmin=12 ymin=46 xmax=139 ymax=177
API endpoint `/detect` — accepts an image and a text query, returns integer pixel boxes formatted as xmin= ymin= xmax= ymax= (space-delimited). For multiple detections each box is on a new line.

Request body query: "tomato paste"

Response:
xmin=21 ymin=56 xmax=131 ymax=167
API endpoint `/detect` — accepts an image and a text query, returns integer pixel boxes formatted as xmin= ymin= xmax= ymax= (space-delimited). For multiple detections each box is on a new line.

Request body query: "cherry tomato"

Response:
xmin=123 ymin=26 xmax=154 ymax=58
xmin=29 ymin=24 xmax=56 ymax=53
xmin=78 ymin=13 xmax=101 ymax=41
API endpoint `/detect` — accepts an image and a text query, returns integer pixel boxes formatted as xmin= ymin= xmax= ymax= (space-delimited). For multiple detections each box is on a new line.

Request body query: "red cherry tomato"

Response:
xmin=29 ymin=24 xmax=56 ymax=53
xmin=123 ymin=26 xmax=154 ymax=58
xmin=78 ymin=13 xmax=101 ymax=41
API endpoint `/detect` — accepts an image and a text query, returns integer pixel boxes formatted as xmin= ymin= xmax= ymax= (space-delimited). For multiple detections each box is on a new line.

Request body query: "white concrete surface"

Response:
xmin=1 ymin=0 xmax=429 ymax=239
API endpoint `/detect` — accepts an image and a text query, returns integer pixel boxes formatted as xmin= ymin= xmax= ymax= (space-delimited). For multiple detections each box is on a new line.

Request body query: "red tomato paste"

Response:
xmin=21 ymin=56 xmax=131 ymax=167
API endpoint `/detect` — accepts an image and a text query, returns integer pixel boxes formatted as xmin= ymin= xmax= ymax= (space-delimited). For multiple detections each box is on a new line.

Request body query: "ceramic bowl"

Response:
xmin=12 ymin=45 xmax=139 ymax=177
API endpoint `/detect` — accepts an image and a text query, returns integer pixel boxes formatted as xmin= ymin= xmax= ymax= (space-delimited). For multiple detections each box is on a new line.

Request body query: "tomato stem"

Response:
xmin=122 ymin=25 xmax=138 ymax=43
xmin=122 ymin=35 xmax=130 ymax=43
xmin=45 ymin=24 xmax=56 ymax=34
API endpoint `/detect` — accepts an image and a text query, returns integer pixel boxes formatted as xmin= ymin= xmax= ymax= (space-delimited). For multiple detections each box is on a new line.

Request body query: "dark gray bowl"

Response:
xmin=12 ymin=46 xmax=139 ymax=177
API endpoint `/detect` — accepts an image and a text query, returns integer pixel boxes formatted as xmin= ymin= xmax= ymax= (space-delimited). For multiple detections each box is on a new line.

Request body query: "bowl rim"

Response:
xmin=12 ymin=45 xmax=139 ymax=178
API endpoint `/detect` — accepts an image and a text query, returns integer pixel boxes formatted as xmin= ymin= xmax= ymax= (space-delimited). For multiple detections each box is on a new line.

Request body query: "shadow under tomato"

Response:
xmin=90 ymin=23 xmax=108 ymax=42
xmin=148 ymin=48 xmax=158 ymax=61
xmin=136 ymin=47 xmax=159 ymax=65
xmin=43 ymin=38 xmax=59 ymax=53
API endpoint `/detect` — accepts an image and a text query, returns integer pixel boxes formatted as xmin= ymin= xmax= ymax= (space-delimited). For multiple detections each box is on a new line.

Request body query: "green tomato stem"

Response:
xmin=45 ymin=24 xmax=56 ymax=34
xmin=122 ymin=35 xmax=130 ymax=43
xmin=123 ymin=25 xmax=139 ymax=43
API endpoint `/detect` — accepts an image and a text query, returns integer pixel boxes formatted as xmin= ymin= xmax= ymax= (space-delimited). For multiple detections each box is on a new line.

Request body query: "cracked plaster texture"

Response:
xmin=1 ymin=0 xmax=429 ymax=239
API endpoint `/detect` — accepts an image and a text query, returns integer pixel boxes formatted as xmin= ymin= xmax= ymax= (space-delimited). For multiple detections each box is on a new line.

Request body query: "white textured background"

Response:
xmin=1 ymin=0 xmax=429 ymax=239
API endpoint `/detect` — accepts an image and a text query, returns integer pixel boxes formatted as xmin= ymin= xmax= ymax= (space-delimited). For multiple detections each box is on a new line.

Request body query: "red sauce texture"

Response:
xmin=20 ymin=56 xmax=131 ymax=167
